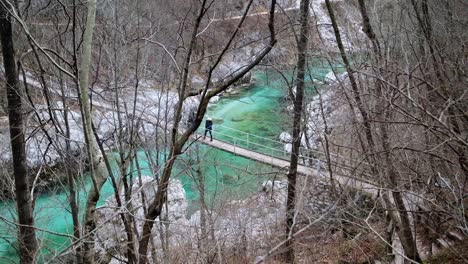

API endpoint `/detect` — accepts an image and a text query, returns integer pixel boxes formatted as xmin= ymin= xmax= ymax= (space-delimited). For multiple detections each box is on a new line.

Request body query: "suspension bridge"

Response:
xmin=15 ymin=66 xmax=380 ymax=196
xmin=196 ymin=124 xmax=380 ymax=196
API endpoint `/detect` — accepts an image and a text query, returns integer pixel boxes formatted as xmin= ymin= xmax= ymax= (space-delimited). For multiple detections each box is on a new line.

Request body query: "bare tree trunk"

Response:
xmin=382 ymin=111 xmax=422 ymax=263
xmin=284 ymin=0 xmax=309 ymax=262
xmin=60 ymin=72 xmax=81 ymax=262
xmin=355 ymin=0 xmax=422 ymax=262
xmin=77 ymin=0 xmax=107 ymax=262
xmin=312 ymin=84 xmax=337 ymax=197
xmin=0 ymin=3 xmax=37 ymax=263
xmin=69 ymin=3 xmax=82 ymax=261
xmin=410 ymin=0 xmax=468 ymax=180
xmin=112 ymin=4 xmax=138 ymax=259
xmin=137 ymin=2 xmax=207 ymax=260
xmin=324 ymin=0 xmax=375 ymax=153
xmin=194 ymin=145 xmax=208 ymax=256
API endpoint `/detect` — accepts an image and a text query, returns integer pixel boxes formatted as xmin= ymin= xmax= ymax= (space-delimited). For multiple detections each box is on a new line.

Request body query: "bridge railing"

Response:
xmin=206 ymin=124 xmax=320 ymax=165
xmin=198 ymin=124 xmax=374 ymax=176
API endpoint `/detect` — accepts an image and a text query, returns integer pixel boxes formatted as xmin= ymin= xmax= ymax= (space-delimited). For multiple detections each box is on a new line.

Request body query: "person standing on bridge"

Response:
xmin=204 ymin=117 xmax=213 ymax=141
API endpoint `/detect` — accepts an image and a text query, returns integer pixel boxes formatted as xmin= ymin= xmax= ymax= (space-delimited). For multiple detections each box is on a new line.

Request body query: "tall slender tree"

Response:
xmin=284 ymin=0 xmax=310 ymax=262
xmin=77 ymin=0 xmax=108 ymax=262
xmin=0 ymin=2 xmax=37 ymax=263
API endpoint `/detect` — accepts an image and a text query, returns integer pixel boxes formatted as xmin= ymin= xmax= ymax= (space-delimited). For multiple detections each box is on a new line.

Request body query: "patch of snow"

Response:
xmin=210 ymin=96 xmax=220 ymax=104
xmin=279 ymin=132 xmax=292 ymax=143
xmin=284 ymin=143 xmax=292 ymax=153
xmin=324 ymin=71 xmax=338 ymax=83
xmin=262 ymin=180 xmax=288 ymax=194
xmin=324 ymin=71 xmax=348 ymax=84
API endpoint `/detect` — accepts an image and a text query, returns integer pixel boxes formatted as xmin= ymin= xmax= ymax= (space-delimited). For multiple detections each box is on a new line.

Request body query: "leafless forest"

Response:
xmin=0 ymin=0 xmax=467 ymax=263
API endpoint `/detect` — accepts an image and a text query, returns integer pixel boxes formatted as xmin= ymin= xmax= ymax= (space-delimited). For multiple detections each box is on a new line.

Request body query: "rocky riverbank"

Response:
xmin=94 ymin=173 xmax=342 ymax=263
xmin=0 ymin=81 xmax=225 ymax=196
xmin=279 ymin=71 xmax=348 ymax=159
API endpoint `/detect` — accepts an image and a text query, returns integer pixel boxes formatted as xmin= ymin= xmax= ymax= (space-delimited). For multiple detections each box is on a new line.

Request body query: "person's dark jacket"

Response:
xmin=205 ymin=120 xmax=213 ymax=130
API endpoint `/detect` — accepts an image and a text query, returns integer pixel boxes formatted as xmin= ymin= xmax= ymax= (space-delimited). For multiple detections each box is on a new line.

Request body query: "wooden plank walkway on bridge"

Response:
xmin=197 ymin=136 xmax=380 ymax=197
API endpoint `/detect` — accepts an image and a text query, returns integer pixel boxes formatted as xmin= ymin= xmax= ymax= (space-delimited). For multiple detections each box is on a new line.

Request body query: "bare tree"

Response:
xmin=77 ymin=0 xmax=108 ymax=262
xmin=284 ymin=0 xmax=310 ymax=262
xmin=0 ymin=1 xmax=37 ymax=262
xmin=324 ymin=0 xmax=423 ymax=262
xmin=138 ymin=0 xmax=278 ymax=261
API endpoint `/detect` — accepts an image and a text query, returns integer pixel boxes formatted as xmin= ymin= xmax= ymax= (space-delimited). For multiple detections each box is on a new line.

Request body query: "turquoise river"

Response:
xmin=0 ymin=61 xmax=340 ymax=263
